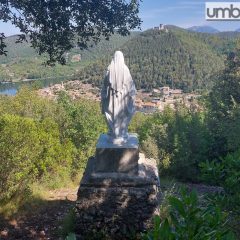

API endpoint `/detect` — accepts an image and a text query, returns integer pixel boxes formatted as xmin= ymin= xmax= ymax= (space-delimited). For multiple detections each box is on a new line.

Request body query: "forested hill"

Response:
xmin=0 ymin=32 xmax=139 ymax=82
xmin=76 ymin=28 xmax=240 ymax=92
xmin=0 ymin=32 xmax=139 ymax=64
xmin=1 ymin=27 xmax=240 ymax=91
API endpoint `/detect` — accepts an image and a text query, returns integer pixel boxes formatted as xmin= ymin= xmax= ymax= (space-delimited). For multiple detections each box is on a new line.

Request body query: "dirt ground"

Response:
xmin=0 ymin=183 xmax=226 ymax=240
xmin=0 ymin=188 xmax=78 ymax=240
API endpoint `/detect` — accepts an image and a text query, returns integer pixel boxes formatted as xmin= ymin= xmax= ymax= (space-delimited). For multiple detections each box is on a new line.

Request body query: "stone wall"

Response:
xmin=75 ymin=154 xmax=160 ymax=239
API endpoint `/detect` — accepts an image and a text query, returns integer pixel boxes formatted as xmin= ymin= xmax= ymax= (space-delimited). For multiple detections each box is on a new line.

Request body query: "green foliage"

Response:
xmin=57 ymin=91 xmax=106 ymax=172
xmin=0 ymin=1 xmax=141 ymax=64
xmin=60 ymin=208 xmax=76 ymax=239
xmin=65 ymin=233 xmax=77 ymax=240
xmin=0 ymin=86 xmax=59 ymax=120
xmin=0 ymin=113 xmax=75 ymax=202
xmin=142 ymin=189 xmax=235 ymax=240
xmin=200 ymin=150 xmax=240 ymax=209
xmin=138 ymin=105 xmax=209 ymax=181
xmin=76 ymin=28 xmax=238 ymax=92
xmin=0 ymin=114 xmax=39 ymax=201
xmin=0 ymin=87 xmax=106 ymax=202
xmin=207 ymin=42 xmax=240 ymax=157
xmin=141 ymin=136 xmax=159 ymax=160
xmin=128 ymin=111 xmax=149 ymax=133
xmin=197 ymin=43 xmax=240 ymax=219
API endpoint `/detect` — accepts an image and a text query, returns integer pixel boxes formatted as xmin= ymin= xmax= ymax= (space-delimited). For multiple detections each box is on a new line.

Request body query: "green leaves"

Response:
xmin=142 ymin=216 xmax=174 ymax=240
xmin=207 ymin=42 xmax=240 ymax=157
xmin=137 ymin=105 xmax=209 ymax=181
xmin=0 ymin=113 xmax=76 ymax=202
xmin=169 ymin=195 xmax=186 ymax=218
xmin=0 ymin=0 xmax=141 ymax=64
xmin=0 ymin=33 xmax=7 ymax=56
xmin=142 ymin=189 xmax=235 ymax=240
xmin=200 ymin=150 xmax=240 ymax=210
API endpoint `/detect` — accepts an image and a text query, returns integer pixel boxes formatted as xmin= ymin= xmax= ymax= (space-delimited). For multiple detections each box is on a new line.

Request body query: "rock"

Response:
xmin=40 ymin=230 xmax=46 ymax=237
xmin=0 ymin=229 xmax=8 ymax=237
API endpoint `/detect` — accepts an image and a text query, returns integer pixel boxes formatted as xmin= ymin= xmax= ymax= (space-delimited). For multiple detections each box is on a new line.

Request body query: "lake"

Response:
xmin=0 ymin=77 xmax=68 ymax=96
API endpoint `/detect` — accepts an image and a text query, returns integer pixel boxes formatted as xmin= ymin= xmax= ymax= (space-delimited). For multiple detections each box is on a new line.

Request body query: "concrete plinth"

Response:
xmin=75 ymin=153 xmax=160 ymax=239
xmin=95 ymin=134 xmax=139 ymax=175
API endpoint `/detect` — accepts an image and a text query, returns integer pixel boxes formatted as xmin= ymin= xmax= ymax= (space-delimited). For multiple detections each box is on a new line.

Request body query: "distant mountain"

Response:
xmin=188 ymin=26 xmax=220 ymax=33
xmin=236 ymin=28 xmax=240 ymax=32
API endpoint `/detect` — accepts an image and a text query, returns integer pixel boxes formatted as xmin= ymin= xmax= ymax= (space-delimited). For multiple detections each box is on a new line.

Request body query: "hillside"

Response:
xmin=76 ymin=28 xmax=237 ymax=92
xmin=0 ymin=32 xmax=139 ymax=82
xmin=1 ymin=28 xmax=240 ymax=92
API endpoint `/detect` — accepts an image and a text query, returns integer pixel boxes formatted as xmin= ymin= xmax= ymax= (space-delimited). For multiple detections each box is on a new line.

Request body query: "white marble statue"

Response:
xmin=101 ymin=51 xmax=136 ymax=144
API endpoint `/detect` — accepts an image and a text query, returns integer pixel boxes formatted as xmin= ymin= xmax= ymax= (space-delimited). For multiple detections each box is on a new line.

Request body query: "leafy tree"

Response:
xmin=0 ymin=0 xmax=141 ymax=64
xmin=207 ymin=42 xmax=240 ymax=157
xmin=57 ymin=91 xmax=106 ymax=171
xmin=138 ymin=105 xmax=209 ymax=181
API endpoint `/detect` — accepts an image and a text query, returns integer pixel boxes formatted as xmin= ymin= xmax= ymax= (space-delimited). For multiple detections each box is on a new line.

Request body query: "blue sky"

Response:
xmin=1 ymin=0 xmax=240 ymax=36
xmin=139 ymin=0 xmax=240 ymax=31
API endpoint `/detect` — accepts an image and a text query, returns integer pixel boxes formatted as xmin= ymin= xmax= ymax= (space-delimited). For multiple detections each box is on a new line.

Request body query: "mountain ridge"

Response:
xmin=1 ymin=27 xmax=240 ymax=92
xmin=187 ymin=26 xmax=220 ymax=33
xmin=76 ymin=28 xmax=231 ymax=92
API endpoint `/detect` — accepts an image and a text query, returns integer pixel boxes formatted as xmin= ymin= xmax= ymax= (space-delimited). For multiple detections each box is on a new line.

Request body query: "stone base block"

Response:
xmin=95 ymin=134 xmax=139 ymax=175
xmin=75 ymin=154 xmax=160 ymax=240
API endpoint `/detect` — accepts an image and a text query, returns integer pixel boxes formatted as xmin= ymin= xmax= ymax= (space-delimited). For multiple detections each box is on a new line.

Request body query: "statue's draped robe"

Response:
xmin=101 ymin=51 xmax=136 ymax=140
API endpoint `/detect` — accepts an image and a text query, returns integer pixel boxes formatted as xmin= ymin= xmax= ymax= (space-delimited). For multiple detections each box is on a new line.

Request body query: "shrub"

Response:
xmin=142 ymin=189 xmax=235 ymax=240
xmin=141 ymin=136 xmax=159 ymax=160
xmin=0 ymin=114 xmax=40 ymax=201
xmin=57 ymin=92 xmax=106 ymax=172
xmin=200 ymin=150 xmax=240 ymax=209
xmin=0 ymin=114 xmax=76 ymax=202
xmin=59 ymin=208 xmax=76 ymax=239
xmin=138 ymin=105 xmax=209 ymax=181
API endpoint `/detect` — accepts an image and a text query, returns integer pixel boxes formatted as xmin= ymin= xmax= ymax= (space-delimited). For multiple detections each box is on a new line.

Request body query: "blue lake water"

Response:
xmin=0 ymin=87 xmax=18 ymax=96
xmin=0 ymin=77 xmax=67 ymax=96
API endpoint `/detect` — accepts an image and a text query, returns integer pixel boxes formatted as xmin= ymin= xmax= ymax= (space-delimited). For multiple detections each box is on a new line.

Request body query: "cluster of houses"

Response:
xmin=38 ymin=82 xmax=201 ymax=113
xmin=135 ymin=87 xmax=201 ymax=113
xmin=38 ymin=81 xmax=100 ymax=101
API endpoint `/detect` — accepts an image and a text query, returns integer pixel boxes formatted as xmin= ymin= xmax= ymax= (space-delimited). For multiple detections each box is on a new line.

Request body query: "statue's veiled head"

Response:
xmin=113 ymin=51 xmax=125 ymax=66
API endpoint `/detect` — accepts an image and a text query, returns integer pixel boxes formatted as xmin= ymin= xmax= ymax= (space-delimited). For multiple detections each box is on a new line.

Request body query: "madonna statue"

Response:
xmin=101 ymin=51 xmax=136 ymax=144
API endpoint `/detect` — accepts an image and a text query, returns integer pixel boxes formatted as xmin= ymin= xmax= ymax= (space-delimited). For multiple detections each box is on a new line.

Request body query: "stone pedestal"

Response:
xmin=75 ymin=153 xmax=160 ymax=239
xmin=95 ymin=134 xmax=139 ymax=175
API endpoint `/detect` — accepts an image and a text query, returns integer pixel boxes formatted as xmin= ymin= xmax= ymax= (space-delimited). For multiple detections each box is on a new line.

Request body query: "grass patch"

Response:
xmin=59 ymin=208 xmax=77 ymax=238
xmin=0 ymin=173 xmax=82 ymax=218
